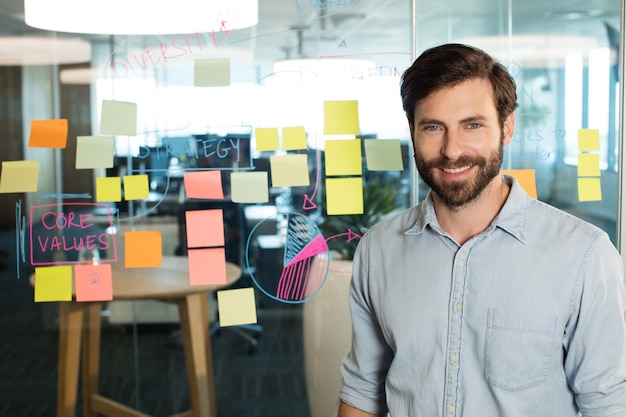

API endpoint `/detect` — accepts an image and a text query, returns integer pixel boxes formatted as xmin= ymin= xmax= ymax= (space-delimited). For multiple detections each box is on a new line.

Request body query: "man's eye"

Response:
xmin=467 ymin=123 xmax=481 ymax=129
xmin=424 ymin=125 xmax=440 ymax=131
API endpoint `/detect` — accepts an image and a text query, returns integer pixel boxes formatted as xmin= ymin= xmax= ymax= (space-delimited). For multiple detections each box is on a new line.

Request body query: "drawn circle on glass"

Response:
xmin=245 ymin=212 xmax=330 ymax=304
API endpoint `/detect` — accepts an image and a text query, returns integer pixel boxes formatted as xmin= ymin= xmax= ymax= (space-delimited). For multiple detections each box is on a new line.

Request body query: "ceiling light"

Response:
xmin=0 ymin=37 xmax=91 ymax=66
xmin=59 ymin=68 xmax=98 ymax=84
xmin=24 ymin=0 xmax=258 ymax=35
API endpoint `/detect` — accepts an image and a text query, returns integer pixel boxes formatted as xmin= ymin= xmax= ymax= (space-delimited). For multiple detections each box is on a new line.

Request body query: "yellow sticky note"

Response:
xmin=325 ymin=177 xmax=364 ymax=215
xmin=28 ymin=119 xmax=68 ymax=148
xmin=217 ymin=287 xmax=258 ymax=327
xmin=188 ymin=248 xmax=227 ymax=286
xmin=75 ymin=264 xmax=113 ymax=302
xmin=123 ymin=175 xmax=149 ymax=200
xmin=76 ymin=136 xmax=115 ymax=169
xmin=34 ymin=266 xmax=73 ymax=302
xmin=194 ymin=58 xmax=231 ymax=87
xmin=325 ymin=139 xmax=362 ymax=176
xmin=255 ymin=127 xmax=280 ymax=151
xmin=100 ymin=100 xmax=137 ymax=136
xmin=324 ymin=100 xmax=359 ymax=135
xmin=283 ymin=126 xmax=307 ymax=150
xmin=270 ymin=154 xmax=310 ymax=187
xmin=577 ymin=153 xmax=601 ymax=177
xmin=501 ymin=169 xmax=537 ymax=199
xmin=185 ymin=209 xmax=225 ymax=248
xmin=124 ymin=231 xmax=162 ymax=268
xmin=184 ymin=171 xmax=224 ymax=199
xmin=96 ymin=177 xmax=122 ymax=202
xmin=578 ymin=177 xmax=602 ymax=202
xmin=578 ymin=129 xmax=600 ymax=151
xmin=0 ymin=160 xmax=39 ymax=193
xmin=364 ymin=139 xmax=403 ymax=171
xmin=230 ymin=172 xmax=269 ymax=203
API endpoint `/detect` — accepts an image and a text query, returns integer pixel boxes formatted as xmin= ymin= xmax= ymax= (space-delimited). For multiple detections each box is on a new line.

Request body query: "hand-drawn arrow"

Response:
xmin=325 ymin=229 xmax=362 ymax=243
xmin=302 ymin=140 xmax=321 ymax=211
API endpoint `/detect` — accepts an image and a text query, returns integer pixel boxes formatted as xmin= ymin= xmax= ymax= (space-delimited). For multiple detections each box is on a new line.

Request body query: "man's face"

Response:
xmin=411 ymin=78 xmax=514 ymax=208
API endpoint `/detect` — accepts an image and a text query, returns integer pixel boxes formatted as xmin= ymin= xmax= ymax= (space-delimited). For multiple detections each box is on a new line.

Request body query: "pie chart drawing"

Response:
xmin=245 ymin=212 xmax=330 ymax=303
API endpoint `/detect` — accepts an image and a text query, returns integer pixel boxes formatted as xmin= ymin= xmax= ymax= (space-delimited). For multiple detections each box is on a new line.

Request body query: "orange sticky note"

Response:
xmin=75 ymin=264 xmax=113 ymax=302
xmin=123 ymin=175 xmax=149 ymax=200
xmin=324 ymin=100 xmax=359 ymax=135
xmin=34 ymin=266 xmax=73 ymax=302
xmin=217 ymin=287 xmax=258 ymax=327
xmin=185 ymin=209 xmax=225 ymax=248
xmin=188 ymin=248 xmax=227 ymax=286
xmin=124 ymin=231 xmax=162 ymax=268
xmin=28 ymin=119 xmax=68 ymax=148
xmin=325 ymin=177 xmax=364 ymax=215
xmin=184 ymin=171 xmax=224 ymax=199
xmin=501 ymin=169 xmax=537 ymax=199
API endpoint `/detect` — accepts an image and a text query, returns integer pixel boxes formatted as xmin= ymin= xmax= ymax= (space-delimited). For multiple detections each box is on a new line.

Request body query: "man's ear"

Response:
xmin=502 ymin=112 xmax=515 ymax=146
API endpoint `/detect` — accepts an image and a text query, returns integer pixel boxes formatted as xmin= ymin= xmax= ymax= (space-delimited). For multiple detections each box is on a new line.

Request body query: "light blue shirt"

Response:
xmin=339 ymin=176 xmax=626 ymax=417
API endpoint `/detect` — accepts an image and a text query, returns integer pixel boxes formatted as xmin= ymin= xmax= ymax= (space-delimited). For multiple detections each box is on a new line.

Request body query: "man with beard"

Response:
xmin=337 ymin=44 xmax=626 ymax=417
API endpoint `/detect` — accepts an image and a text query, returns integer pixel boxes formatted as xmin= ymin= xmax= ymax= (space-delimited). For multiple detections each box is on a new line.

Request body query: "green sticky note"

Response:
xmin=123 ymin=175 xmax=149 ymax=200
xmin=324 ymin=100 xmax=359 ymax=135
xmin=96 ymin=177 xmax=122 ymax=202
xmin=230 ymin=172 xmax=269 ymax=203
xmin=325 ymin=139 xmax=362 ymax=176
xmin=255 ymin=127 xmax=280 ymax=152
xmin=282 ymin=126 xmax=307 ymax=150
xmin=217 ymin=288 xmax=258 ymax=327
xmin=35 ymin=266 xmax=73 ymax=302
xmin=100 ymin=100 xmax=137 ymax=136
xmin=364 ymin=139 xmax=404 ymax=171
xmin=577 ymin=153 xmax=601 ymax=177
xmin=578 ymin=177 xmax=602 ymax=202
xmin=270 ymin=154 xmax=310 ymax=187
xmin=194 ymin=58 xmax=231 ymax=87
xmin=325 ymin=177 xmax=364 ymax=215
xmin=76 ymin=136 xmax=115 ymax=169
xmin=578 ymin=129 xmax=600 ymax=151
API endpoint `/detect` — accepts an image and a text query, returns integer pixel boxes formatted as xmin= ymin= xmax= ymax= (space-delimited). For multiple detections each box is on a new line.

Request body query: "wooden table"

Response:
xmin=35 ymin=256 xmax=241 ymax=417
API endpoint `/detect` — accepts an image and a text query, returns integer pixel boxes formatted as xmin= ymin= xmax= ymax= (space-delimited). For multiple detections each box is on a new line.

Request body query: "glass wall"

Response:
xmin=0 ymin=0 xmax=622 ymax=416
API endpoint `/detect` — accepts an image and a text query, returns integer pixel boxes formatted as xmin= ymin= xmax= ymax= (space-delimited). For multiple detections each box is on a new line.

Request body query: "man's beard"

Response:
xmin=414 ymin=141 xmax=504 ymax=209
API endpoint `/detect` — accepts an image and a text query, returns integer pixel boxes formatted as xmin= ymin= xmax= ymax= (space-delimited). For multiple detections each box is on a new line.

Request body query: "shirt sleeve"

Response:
xmin=563 ymin=232 xmax=626 ymax=416
xmin=339 ymin=232 xmax=393 ymax=415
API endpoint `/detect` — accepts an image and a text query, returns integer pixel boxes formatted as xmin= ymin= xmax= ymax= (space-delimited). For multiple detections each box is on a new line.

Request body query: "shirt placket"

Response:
xmin=443 ymin=248 xmax=469 ymax=416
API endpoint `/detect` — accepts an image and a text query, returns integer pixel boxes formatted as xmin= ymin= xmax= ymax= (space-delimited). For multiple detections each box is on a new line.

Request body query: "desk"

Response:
xmin=34 ymin=256 xmax=241 ymax=417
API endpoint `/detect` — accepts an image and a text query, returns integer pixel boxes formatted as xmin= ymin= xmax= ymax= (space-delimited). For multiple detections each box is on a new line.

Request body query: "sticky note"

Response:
xmin=577 ymin=153 xmax=601 ymax=177
xmin=230 ymin=172 xmax=269 ymax=203
xmin=96 ymin=177 xmax=122 ymax=202
xmin=28 ymin=119 xmax=68 ymax=148
xmin=324 ymin=100 xmax=359 ymax=135
xmin=325 ymin=177 xmax=364 ymax=215
xmin=124 ymin=231 xmax=162 ymax=268
xmin=325 ymin=139 xmax=362 ymax=176
xmin=0 ymin=160 xmax=39 ymax=193
xmin=578 ymin=177 xmax=602 ymax=202
xmin=123 ymin=175 xmax=149 ymax=200
xmin=364 ymin=139 xmax=404 ymax=171
xmin=501 ymin=169 xmax=537 ymax=199
xmin=76 ymin=136 xmax=115 ymax=169
xmin=185 ymin=209 xmax=225 ymax=248
xmin=34 ymin=266 xmax=73 ymax=302
xmin=283 ymin=126 xmax=307 ymax=150
xmin=100 ymin=100 xmax=137 ymax=136
xmin=194 ymin=58 xmax=231 ymax=87
xmin=75 ymin=264 xmax=113 ymax=302
xmin=578 ymin=129 xmax=600 ymax=151
xmin=255 ymin=127 xmax=280 ymax=151
xmin=188 ymin=248 xmax=227 ymax=286
xmin=270 ymin=154 xmax=310 ymax=187
xmin=184 ymin=171 xmax=224 ymax=199
xmin=217 ymin=287 xmax=258 ymax=327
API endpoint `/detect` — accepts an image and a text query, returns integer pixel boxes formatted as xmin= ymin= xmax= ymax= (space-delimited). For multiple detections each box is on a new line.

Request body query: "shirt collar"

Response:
xmin=405 ymin=174 xmax=528 ymax=244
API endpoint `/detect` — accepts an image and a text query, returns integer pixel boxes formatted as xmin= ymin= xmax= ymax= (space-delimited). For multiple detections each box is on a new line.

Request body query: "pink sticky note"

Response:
xmin=184 ymin=171 xmax=224 ymax=199
xmin=185 ymin=209 xmax=225 ymax=248
xmin=75 ymin=264 xmax=113 ymax=302
xmin=188 ymin=248 xmax=227 ymax=286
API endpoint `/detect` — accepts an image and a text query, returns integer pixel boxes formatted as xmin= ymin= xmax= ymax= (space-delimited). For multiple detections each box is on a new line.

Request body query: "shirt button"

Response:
xmin=455 ymin=303 xmax=463 ymax=311
xmin=458 ymin=252 xmax=467 ymax=260
xmin=447 ymin=404 xmax=455 ymax=413
xmin=450 ymin=354 xmax=458 ymax=362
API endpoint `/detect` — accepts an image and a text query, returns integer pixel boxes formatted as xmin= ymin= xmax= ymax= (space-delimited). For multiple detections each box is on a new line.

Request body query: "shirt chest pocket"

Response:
xmin=484 ymin=308 xmax=557 ymax=391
